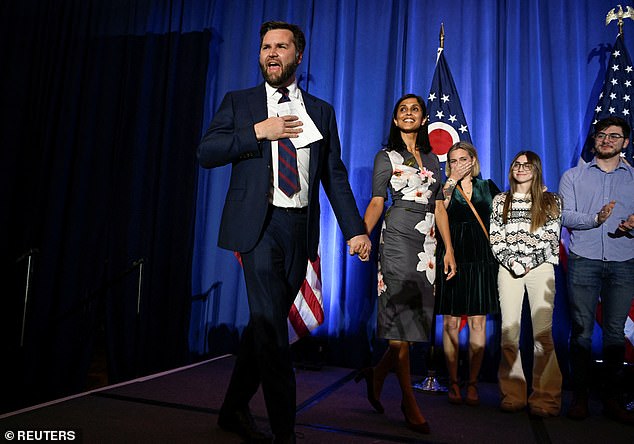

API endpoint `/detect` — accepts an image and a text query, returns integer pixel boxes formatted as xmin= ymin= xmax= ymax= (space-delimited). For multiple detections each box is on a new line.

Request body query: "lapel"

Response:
xmin=248 ymin=84 xmax=271 ymax=160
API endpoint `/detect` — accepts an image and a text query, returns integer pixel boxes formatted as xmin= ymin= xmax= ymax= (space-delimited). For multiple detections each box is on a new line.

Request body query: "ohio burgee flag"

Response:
xmin=427 ymin=46 xmax=472 ymax=165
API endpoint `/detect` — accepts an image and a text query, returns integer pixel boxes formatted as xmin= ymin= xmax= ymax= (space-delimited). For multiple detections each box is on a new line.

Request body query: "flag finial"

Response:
xmin=606 ymin=4 xmax=634 ymax=37
xmin=439 ymin=23 xmax=445 ymax=49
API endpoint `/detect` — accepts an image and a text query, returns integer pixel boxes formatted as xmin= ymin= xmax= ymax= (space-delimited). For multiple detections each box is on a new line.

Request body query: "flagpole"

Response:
xmin=436 ymin=23 xmax=444 ymax=63
xmin=413 ymin=22 xmax=450 ymax=395
xmin=605 ymin=4 xmax=634 ymax=37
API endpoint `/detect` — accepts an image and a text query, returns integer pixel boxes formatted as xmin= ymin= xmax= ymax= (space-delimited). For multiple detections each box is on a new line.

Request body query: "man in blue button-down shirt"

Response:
xmin=559 ymin=116 xmax=634 ymax=424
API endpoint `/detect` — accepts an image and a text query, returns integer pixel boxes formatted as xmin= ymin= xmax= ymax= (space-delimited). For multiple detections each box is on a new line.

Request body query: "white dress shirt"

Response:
xmin=265 ymin=82 xmax=310 ymax=208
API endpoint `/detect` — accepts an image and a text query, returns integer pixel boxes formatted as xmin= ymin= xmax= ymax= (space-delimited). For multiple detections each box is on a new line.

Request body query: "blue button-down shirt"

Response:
xmin=559 ymin=158 xmax=634 ymax=261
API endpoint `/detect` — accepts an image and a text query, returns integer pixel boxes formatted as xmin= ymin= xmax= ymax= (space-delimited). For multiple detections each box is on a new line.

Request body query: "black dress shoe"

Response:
xmin=273 ymin=433 xmax=296 ymax=444
xmin=218 ymin=407 xmax=273 ymax=442
xmin=567 ymin=393 xmax=589 ymax=420
xmin=603 ymin=398 xmax=634 ymax=425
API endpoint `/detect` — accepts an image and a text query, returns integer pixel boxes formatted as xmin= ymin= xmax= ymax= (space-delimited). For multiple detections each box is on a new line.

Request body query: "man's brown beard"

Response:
xmin=260 ymin=58 xmax=298 ymax=87
xmin=594 ymin=146 xmax=622 ymax=159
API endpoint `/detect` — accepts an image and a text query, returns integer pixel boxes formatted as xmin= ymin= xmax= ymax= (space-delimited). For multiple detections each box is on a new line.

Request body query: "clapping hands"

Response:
xmin=606 ymin=211 xmax=633 ymax=239
xmin=617 ymin=213 xmax=634 ymax=232
xmin=597 ymin=200 xmax=616 ymax=225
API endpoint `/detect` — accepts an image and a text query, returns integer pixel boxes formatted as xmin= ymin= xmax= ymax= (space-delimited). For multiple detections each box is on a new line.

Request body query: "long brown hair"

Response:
xmin=502 ymin=150 xmax=560 ymax=231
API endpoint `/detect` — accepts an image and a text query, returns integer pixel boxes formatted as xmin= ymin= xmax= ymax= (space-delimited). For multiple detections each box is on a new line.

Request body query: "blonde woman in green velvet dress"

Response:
xmin=436 ymin=142 xmax=500 ymax=406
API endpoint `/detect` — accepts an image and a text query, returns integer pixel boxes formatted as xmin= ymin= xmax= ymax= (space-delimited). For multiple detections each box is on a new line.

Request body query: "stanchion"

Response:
xmin=413 ymin=314 xmax=447 ymax=393
xmin=16 ymin=248 xmax=39 ymax=347
xmin=413 ymin=366 xmax=447 ymax=393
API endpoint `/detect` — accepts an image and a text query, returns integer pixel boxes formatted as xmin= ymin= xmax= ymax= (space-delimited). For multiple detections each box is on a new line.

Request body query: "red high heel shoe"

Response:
xmin=354 ymin=367 xmax=384 ymax=413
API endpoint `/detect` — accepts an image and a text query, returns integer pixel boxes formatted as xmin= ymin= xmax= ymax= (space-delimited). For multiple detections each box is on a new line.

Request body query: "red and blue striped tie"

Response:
xmin=277 ymin=87 xmax=299 ymax=197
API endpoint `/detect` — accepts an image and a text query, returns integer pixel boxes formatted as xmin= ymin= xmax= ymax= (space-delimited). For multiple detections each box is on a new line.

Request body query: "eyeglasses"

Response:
xmin=511 ymin=162 xmax=533 ymax=172
xmin=594 ymin=132 xmax=625 ymax=142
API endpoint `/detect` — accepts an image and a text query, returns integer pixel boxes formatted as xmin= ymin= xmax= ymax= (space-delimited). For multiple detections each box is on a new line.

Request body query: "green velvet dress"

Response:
xmin=435 ymin=177 xmax=500 ymax=315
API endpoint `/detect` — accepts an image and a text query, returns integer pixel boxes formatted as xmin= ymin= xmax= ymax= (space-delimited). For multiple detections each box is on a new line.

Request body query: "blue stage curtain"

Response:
xmin=1 ymin=1 xmax=210 ymax=410
xmin=190 ymin=0 xmax=625 ymax=371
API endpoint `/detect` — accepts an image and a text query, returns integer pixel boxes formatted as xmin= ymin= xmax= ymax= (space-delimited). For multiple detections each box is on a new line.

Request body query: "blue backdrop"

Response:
xmin=188 ymin=0 xmax=632 ymax=374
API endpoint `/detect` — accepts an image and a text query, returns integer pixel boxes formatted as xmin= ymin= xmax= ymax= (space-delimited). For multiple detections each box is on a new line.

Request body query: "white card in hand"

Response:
xmin=278 ymin=101 xmax=323 ymax=148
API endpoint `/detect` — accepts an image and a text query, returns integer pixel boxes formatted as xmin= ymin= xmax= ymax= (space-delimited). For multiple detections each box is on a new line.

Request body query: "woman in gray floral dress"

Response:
xmin=355 ymin=94 xmax=456 ymax=434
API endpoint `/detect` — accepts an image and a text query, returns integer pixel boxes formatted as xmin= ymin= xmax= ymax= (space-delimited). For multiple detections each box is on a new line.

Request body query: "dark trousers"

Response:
xmin=221 ymin=207 xmax=308 ymax=436
xmin=567 ymin=254 xmax=634 ymax=398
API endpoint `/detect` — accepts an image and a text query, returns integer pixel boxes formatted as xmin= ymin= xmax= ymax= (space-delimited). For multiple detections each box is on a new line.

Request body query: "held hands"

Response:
xmin=347 ymin=234 xmax=371 ymax=262
xmin=254 ymin=115 xmax=303 ymax=141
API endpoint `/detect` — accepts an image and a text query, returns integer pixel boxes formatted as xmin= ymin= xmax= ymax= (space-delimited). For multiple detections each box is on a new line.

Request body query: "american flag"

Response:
xmin=287 ymin=256 xmax=324 ymax=343
xmin=580 ymin=35 xmax=634 ymax=165
xmin=626 ymin=308 xmax=634 ymax=362
xmin=234 ymin=252 xmax=324 ymax=343
xmin=578 ymin=34 xmax=634 ymax=361
xmin=427 ymin=46 xmax=472 ymax=165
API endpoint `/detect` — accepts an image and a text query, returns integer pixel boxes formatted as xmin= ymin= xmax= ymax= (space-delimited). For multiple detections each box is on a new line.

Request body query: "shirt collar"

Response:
xmin=588 ymin=156 xmax=629 ymax=171
xmin=265 ymin=81 xmax=299 ymax=100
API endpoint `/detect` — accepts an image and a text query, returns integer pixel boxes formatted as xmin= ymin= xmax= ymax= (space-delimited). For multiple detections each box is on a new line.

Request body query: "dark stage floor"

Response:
xmin=1 ymin=355 xmax=632 ymax=443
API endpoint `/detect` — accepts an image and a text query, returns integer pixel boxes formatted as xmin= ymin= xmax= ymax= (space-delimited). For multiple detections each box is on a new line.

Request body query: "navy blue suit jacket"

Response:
xmin=198 ymin=83 xmax=365 ymax=261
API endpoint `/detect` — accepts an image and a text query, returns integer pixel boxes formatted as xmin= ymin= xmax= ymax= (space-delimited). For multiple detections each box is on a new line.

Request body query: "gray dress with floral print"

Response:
xmin=371 ymin=148 xmax=443 ymax=342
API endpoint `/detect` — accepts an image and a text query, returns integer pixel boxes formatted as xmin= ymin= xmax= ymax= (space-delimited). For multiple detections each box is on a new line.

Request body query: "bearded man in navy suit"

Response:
xmin=198 ymin=21 xmax=371 ymax=444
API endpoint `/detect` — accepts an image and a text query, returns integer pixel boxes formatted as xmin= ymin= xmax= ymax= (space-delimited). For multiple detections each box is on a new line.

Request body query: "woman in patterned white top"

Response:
xmin=489 ymin=150 xmax=563 ymax=417
xmin=355 ymin=94 xmax=456 ymax=434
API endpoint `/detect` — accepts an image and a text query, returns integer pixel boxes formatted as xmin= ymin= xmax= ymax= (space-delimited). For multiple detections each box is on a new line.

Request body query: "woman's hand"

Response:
xmin=449 ymin=160 xmax=473 ymax=182
xmin=443 ymin=249 xmax=457 ymax=280
xmin=510 ymin=261 xmax=527 ymax=277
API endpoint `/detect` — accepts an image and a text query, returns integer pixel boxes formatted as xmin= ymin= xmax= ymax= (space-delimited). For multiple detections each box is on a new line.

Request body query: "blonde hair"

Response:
xmin=445 ymin=141 xmax=481 ymax=178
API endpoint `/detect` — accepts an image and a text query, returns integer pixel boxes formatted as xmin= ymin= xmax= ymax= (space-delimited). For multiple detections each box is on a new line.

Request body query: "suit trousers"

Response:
xmin=221 ymin=206 xmax=308 ymax=436
xmin=497 ymin=263 xmax=562 ymax=413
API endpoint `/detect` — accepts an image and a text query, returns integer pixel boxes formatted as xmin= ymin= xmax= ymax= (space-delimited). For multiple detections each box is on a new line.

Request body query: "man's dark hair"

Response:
xmin=260 ymin=21 xmax=306 ymax=55
xmin=386 ymin=94 xmax=432 ymax=154
xmin=595 ymin=116 xmax=631 ymax=139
